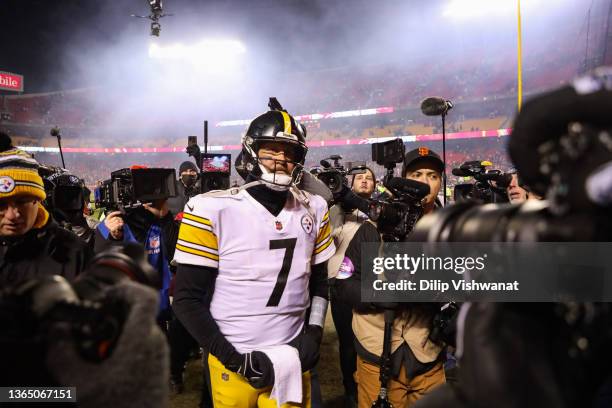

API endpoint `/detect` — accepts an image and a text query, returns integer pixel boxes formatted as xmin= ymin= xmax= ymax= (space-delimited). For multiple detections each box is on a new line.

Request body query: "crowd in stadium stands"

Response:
xmin=0 ymin=36 xmax=582 ymax=147
xmin=0 ymin=33 xmax=578 ymax=197
xmin=33 ymin=137 xmax=511 ymax=199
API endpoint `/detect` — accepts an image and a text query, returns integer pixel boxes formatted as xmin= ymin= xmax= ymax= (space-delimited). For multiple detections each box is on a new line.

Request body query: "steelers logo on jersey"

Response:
xmin=0 ymin=176 xmax=15 ymax=193
xmin=301 ymin=214 xmax=314 ymax=234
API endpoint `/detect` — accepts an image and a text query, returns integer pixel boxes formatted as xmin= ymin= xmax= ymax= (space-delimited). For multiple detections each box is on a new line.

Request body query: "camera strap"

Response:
xmin=290 ymin=185 xmax=317 ymax=221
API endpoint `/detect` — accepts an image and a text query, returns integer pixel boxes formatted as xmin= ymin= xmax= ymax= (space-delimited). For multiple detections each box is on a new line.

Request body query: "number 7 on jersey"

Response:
xmin=266 ymin=238 xmax=297 ymax=307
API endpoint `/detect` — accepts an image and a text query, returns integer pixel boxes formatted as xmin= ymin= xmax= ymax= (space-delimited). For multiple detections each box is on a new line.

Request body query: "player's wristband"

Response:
xmin=308 ymin=296 xmax=328 ymax=328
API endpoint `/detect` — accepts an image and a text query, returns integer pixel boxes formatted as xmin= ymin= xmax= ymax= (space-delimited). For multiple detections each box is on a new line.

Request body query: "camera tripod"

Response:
xmin=372 ymin=309 xmax=395 ymax=408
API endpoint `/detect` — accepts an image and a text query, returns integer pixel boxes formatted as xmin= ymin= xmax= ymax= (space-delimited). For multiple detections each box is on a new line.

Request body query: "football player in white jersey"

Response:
xmin=173 ymin=103 xmax=336 ymax=408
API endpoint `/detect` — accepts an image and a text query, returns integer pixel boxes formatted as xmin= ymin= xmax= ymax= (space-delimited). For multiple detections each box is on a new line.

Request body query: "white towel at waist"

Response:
xmin=261 ymin=345 xmax=303 ymax=408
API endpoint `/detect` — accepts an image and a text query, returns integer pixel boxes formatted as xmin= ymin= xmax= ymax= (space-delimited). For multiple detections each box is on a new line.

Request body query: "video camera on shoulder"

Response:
xmin=316 ymin=155 xmax=366 ymax=197
xmin=369 ymin=138 xmax=430 ymax=241
xmin=452 ymin=161 xmax=511 ymax=204
xmin=372 ymin=138 xmax=406 ymax=169
xmin=95 ymin=167 xmax=177 ymax=211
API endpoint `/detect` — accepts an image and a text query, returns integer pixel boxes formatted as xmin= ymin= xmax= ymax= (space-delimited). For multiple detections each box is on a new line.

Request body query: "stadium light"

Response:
xmin=442 ymin=0 xmax=542 ymax=19
xmin=148 ymin=39 xmax=246 ymax=69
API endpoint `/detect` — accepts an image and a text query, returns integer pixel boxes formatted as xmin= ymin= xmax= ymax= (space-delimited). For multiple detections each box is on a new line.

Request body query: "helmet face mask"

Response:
xmin=256 ymin=145 xmax=304 ymax=190
xmin=240 ymin=110 xmax=308 ymax=190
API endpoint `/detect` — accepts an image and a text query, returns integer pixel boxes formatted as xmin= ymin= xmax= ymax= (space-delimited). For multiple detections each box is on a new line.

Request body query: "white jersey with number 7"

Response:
xmin=173 ymin=188 xmax=335 ymax=353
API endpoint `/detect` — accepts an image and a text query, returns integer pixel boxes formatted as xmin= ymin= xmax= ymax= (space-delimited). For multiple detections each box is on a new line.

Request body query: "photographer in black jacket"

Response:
xmin=0 ymin=136 xmax=91 ymax=287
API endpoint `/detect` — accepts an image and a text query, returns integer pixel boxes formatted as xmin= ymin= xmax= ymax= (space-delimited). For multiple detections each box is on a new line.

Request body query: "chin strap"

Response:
xmin=258 ymin=163 xmax=293 ymax=191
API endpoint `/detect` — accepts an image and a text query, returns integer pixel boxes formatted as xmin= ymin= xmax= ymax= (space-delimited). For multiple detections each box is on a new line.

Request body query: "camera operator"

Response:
xmin=327 ymin=166 xmax=376 ymax=408
xmin=334 ymin=147 xmax=446 ymax=408
xmin=402 ymin=148 xmax=444 ymax=214
xmin=1 ymin=243 xmax=170 ymax=407
xmin=506 ymin=172 xmax=528 ymax=203
xmin=168 ymin=160 xmax=201 ymax=215
xmin=506 ymin=171 xmax=543 ymax=203
xmin=48 ymin=173 xmax=96 ymax=249
xmin=95 ymin=194 xmax=176 ymax=329
xmin=0 ymin=138 xmax=92 ymax=287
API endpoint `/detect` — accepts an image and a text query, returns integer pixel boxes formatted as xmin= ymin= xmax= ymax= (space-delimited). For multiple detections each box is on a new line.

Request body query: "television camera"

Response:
xmin=452 ymin=160 xmax=512 ymax=203
xmin=94 ymin=167 xmax=177 ymax=212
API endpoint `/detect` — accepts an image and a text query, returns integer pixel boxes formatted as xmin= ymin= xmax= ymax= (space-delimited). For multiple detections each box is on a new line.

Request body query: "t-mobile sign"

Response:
xmin=0 ymin=71 xmax=23 ymax=92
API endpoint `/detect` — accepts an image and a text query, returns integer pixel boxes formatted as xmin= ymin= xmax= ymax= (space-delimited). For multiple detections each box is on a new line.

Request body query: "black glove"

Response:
xmin=339 ymin=187 xmax=371 ymax=214
xmin=186 ymin=144 xmax=202 ymax=165
xmin=429 ymin=302 xmax=459 ymax=347
xmin=232 ymin=351 xmax=274 ymax=389
xmin=288 ymin=325 xmax=323 ymax=372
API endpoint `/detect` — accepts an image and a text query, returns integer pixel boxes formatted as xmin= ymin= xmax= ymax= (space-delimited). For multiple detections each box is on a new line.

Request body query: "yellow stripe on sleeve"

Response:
xmin=316 ymin=220 xmax=331 ymax=245
xmin=176 ymin=244 xmax=220 ymax=261
xmin=183 ymin=213 xmax=213 ymax=226
xmin=178 ymin=222 xmax=218 ymax=250
xmin=314 ymin=235 xmax=333 ymax=255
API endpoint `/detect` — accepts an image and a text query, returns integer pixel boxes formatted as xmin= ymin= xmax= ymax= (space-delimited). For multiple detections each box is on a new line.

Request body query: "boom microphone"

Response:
xmin=421 ymin=97 xmax=453 ymax=116
xmin=387 ymin=177 xmax=430 ymax=199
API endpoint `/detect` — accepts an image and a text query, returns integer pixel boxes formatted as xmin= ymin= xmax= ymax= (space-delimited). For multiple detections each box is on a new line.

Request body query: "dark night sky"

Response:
xmin=0 ymin=0 xmax=604 ymax=94
xmin=2 ymin=0 xmax=118 ymax=91
xmin=1 ymin=0 xmax=399 ymax=93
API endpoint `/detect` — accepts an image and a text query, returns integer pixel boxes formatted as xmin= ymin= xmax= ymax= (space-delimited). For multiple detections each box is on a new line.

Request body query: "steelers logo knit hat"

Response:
xmin=0 ymin=147 xmax=46 ymax=201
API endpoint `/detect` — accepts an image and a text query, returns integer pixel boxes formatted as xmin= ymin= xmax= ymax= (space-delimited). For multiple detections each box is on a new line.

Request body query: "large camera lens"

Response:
xmin=410 ymin=200 xmax=612 ymax=242
xmin=318 ymin=171 xmax=344 ymax=194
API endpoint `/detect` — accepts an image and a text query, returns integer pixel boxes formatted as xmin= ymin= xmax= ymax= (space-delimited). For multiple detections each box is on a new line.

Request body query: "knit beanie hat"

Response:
xmin=0 ymin=134 xmax=49 ymax=228
xmin=179 ymin=161 xmax=198 ymax=174
xmin=0 ymin=148 xmax=46 ymax=201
